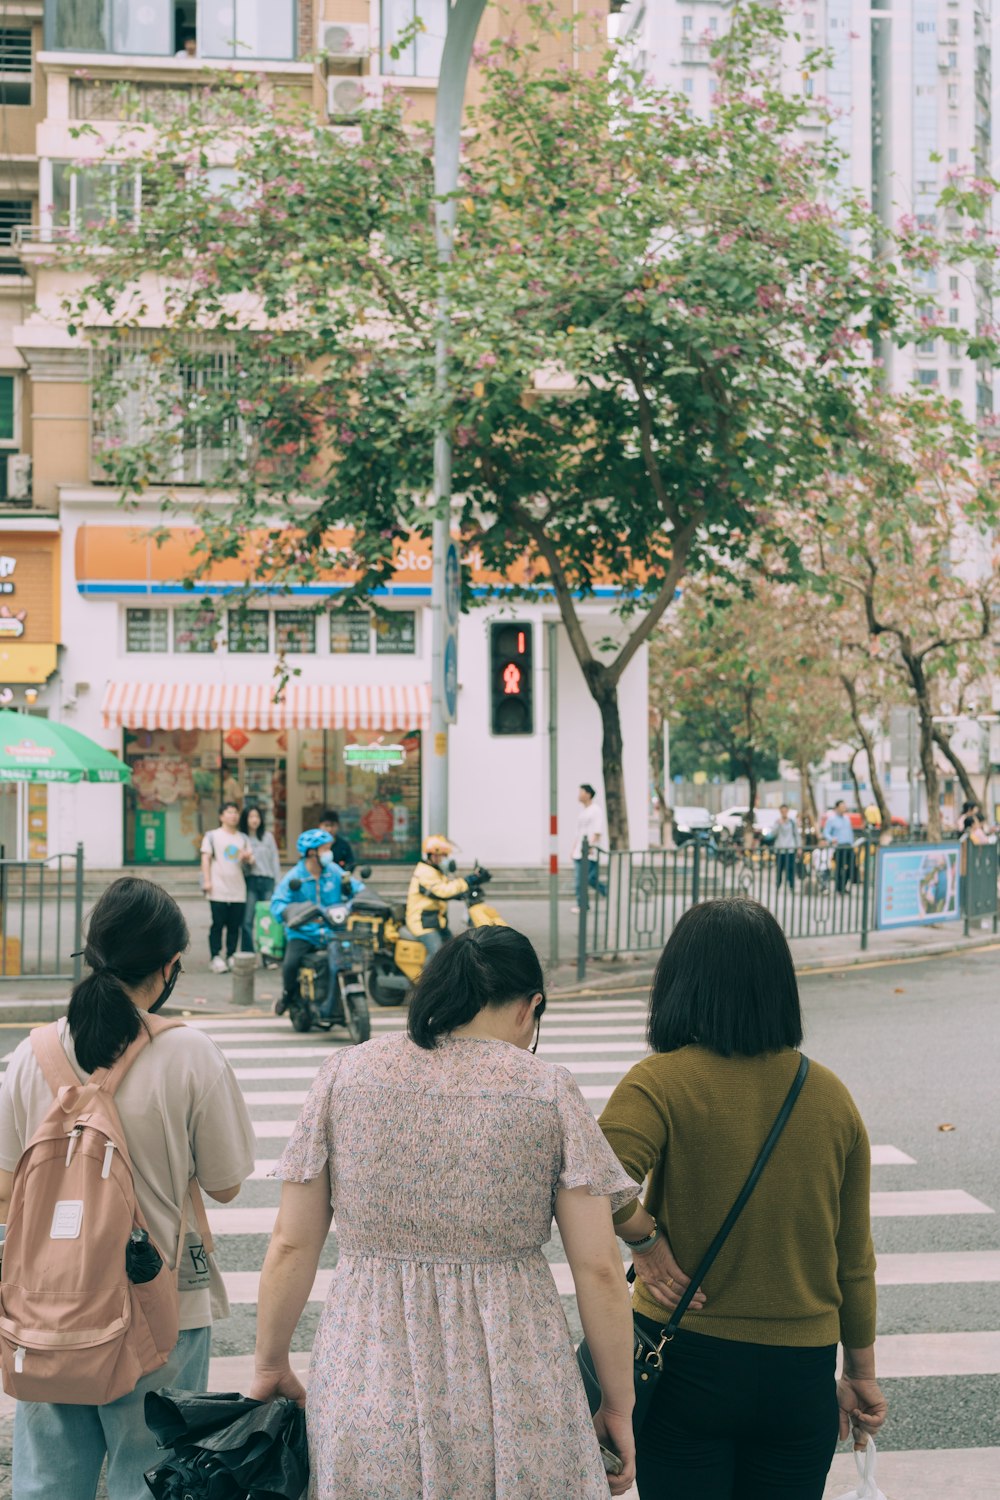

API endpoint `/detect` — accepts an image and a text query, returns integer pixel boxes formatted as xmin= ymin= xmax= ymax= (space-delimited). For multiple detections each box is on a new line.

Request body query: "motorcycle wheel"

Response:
xmin=290 ymin=1004 xmax=312 ymax=1033
xmin=341 ymin=980 xmax=371 ymax=1044
xmin=368 ymin=957 xmax=408 ymax=1007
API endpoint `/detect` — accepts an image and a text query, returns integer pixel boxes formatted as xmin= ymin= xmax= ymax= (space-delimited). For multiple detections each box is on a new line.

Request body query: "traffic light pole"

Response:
xmin=428 ymin=0 xmax=487 ymax=838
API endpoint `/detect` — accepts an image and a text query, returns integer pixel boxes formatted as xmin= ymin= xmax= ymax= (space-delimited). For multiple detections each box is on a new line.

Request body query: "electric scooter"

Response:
xmin=281 ymin=881 xmax=372 ymax=1043
xmin=349 ymin=868 xmax=505 ymax=1007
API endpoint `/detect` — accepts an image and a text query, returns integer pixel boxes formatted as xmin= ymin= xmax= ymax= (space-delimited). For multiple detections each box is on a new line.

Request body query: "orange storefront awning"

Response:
xmin=102 ymin=681 xmax=430 ymax=732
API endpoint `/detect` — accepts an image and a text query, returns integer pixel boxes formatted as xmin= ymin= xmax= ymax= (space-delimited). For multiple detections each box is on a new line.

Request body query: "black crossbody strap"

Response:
xmin=633 ymin=1053 xmax=809 ymax=1338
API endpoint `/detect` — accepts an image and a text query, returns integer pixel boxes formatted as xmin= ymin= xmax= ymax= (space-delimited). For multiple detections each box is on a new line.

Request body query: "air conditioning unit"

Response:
xmin=318 ymin=22 xmax=370 ymax=66
xmin=6 ymin=454 xmax=30 ymax=501
xmin=327 ymin=75 xmax=383 ymax=118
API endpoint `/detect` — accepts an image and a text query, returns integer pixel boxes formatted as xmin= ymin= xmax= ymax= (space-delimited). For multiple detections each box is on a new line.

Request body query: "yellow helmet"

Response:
xmin=423 ymin=834 xmax=456 ymax=857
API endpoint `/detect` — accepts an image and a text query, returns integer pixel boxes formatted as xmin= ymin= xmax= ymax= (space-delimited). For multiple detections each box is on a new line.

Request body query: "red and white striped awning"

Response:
xmin=102 ymin=681 xmax=430 ymax=732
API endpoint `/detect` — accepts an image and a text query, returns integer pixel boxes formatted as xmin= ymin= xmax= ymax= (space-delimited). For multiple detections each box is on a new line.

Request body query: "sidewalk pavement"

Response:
xmin=0 ymin=890 xmax=994 ymax=1022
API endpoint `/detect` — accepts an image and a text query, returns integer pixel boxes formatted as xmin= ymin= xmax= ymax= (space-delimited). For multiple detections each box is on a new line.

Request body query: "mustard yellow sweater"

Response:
xmin=599 ymin=1046 xmax=877 ymax=1348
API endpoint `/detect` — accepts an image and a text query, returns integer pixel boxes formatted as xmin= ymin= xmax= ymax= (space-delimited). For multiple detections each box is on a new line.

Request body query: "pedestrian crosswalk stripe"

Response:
xmin=243 ymin=1090 xmax=308 ymax=1105
xmin=221 ymin=1029 xmax=647 ymax=1058
xmin=234 ymin=1067 xmax=332 ymax=1080
xmin=211 ymin=1188 xmax=979 ymax=1238
xmin=877 ymin=1250 xmax=1000 ymax=1284
xmin=870 ymin=1330 xmax=1000 ymax=1378
xmin=870 ymin=1188 xmax=993 ymax=1216
xmin=253 ymin=1120 xmax=300 ymax=1137
xmin=221 ymin=1251 xmax=1000 ymax=1307
xmin=869 ymin=1145 xmax=915 ymax=1166
xmin=823 ymin=1448 xmax=1000 ymax=1499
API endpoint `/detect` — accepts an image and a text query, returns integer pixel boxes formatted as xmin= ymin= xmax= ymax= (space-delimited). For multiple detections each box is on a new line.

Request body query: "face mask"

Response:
xmin=442 ymin=857 xmax=457 ymax=874
xmin=530 ymin=996 xmax=547 ymax=1055
xmin=149 ymin=960 xmax=182 ymax=1015
xmin=319 ymin=849 xmax=335 ymax=868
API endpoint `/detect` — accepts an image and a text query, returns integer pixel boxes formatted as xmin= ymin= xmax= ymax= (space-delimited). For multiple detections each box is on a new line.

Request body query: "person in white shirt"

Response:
xmin=571 ymin=783 xmax=608 ymax=913
xmin=200 ymin=802 xmax=252 ymax=973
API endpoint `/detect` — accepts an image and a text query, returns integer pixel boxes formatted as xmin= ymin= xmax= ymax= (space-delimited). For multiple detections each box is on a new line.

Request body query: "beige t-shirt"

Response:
xmin=201 ymin=827 xmax=250 ymax=903
xmin=0 ymin=1019 xmax=256 ymax=1331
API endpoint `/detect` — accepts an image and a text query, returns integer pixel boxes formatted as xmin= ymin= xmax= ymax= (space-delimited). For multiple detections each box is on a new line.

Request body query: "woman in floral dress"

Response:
xmin=250 ymin=927 xmax=638 ymax=1498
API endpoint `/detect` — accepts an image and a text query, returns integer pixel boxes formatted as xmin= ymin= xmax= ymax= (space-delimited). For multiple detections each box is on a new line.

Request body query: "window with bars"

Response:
xmin=0 ymin=202 xmax=30 ymax=274
xmin=93 ymin=342 xmax=253 ymax=485
xmin=0 ymin=29 xmax=32 ymax=107
xmin=0 ymin=376 xmax=16 ymax=446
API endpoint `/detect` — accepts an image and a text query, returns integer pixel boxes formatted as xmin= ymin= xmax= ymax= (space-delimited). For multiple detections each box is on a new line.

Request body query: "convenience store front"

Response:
xmin=67 ymin=519 xmax=431 ymax=867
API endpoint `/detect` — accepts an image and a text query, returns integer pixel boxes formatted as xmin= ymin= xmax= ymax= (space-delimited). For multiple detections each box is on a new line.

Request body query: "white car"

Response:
xmin=671 ymin=805 xmax=714 ymax=844
xmin=714 ymin=806 xmax=795 ymax=843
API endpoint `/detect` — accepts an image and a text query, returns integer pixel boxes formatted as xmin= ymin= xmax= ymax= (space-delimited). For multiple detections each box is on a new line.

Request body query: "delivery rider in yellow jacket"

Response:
xmin=406 ymin=835 xmax=478 ymax=957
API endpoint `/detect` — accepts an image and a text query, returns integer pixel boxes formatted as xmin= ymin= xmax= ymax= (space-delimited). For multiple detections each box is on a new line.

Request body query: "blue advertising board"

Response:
xmin=875 ymin=843 xmax=962 ymax=930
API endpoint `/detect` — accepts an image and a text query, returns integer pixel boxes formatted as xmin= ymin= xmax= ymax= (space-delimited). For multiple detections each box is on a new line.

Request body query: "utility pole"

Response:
xmin=428 ymin=0 xmax=488 ymax=836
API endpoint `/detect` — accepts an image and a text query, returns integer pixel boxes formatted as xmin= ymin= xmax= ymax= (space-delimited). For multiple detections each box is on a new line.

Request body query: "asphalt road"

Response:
xmin=0 ymin=944 xmax=996 ymax=1497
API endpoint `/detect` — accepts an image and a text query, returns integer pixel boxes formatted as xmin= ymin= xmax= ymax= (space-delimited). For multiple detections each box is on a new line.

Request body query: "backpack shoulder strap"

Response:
xmin=31 ymin=1022 xmax=81 ymax=1097
xmin=99 ymin=1014 xmax=187 ymax=1096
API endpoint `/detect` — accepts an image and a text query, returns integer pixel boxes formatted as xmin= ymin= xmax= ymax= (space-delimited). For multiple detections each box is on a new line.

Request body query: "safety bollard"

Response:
xmin=229 ymin=953 xmax=256 ymax=1007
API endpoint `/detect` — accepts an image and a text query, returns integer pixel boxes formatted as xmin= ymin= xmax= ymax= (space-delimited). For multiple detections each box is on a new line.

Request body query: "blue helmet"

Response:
xmin=297 ymin=828 xmax=334 ymax=857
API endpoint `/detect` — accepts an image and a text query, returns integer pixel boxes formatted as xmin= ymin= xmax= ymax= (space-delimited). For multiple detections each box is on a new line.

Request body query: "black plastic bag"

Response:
xmin=144 ymin=1388 xmax=309 ymax=1500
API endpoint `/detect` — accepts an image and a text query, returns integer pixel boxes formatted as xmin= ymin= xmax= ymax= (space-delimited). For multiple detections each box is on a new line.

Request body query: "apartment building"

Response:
xmin=0 ymin=0 xmax=649 ymax=868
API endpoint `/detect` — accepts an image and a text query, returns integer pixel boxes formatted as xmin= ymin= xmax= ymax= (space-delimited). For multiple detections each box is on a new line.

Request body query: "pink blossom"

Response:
xmin=476 ymin=351 xmax=498 ymax=369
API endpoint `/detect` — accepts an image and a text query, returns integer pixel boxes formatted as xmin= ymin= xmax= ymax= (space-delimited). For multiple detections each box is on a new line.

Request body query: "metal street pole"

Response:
xmin=548 ymin=621 xmax=559 ymax=966
xmin=428 ymin=0 xmax=487 ymax=837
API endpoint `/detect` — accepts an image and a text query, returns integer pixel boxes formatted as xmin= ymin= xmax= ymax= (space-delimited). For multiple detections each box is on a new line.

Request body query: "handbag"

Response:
xmin=832 ymin=1438 xmax=888 ymax=1500
xmin=577 ymin=1053 xmax=810 ymax=1432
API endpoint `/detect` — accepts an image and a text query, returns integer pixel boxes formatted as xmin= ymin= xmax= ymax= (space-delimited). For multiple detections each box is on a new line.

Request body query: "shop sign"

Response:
xmin=0 ymin=606 xmax=26 ymax=638
xmin=343 ymin=742 xmax=407 ymax=775
xmin=0 ymin=556 xmax=16 ymax=596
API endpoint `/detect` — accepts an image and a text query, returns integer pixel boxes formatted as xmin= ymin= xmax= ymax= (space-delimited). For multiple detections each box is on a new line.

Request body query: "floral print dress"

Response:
xmin=274 ymin=1031 xmax=637 ymax=1499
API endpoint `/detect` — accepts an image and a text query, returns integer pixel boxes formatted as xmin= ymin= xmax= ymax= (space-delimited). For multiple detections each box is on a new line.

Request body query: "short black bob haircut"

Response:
xmin=647 ymin=898 xmax=803 ymax=1058
xmin=408 ymin=926 xmax=545 ymax=1050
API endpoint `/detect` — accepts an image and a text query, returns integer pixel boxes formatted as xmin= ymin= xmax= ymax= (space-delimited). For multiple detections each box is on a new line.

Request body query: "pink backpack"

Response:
xmin=0 ymin=1015 xmax=214 ymax=1405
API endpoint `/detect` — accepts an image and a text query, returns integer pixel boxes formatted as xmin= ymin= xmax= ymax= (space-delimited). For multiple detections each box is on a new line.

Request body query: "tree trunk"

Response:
xmin=917 ymin=710 xmax=941 ymax=839
xmin=848 ymin=747 xmax=865 ymax=818
xmin=932 ymin=726 xmax=979 ymax=808
xmin=649 ymin=703 xmax=668 ymax=846
xmin=589 ymin=668 xmax=630 ymax=849
xmin=796 ymin=753 xmax=819 ymax=833
xmin=840 ymin=674 xmax=892 ymax=837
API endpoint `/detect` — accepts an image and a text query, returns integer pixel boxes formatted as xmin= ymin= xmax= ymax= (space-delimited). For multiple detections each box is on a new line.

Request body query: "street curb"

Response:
xmin=0 ymin=932 xmax=993 ymax=1021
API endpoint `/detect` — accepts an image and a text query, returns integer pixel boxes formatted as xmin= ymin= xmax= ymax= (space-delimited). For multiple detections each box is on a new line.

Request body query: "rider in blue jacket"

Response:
xmin=272 ymin=828 xmax=364 ymax=1018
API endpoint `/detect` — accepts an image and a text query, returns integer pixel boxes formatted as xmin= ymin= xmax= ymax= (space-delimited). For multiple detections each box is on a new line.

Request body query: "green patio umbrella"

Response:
xmin=0 ymin=712 xmax=131 ymax=784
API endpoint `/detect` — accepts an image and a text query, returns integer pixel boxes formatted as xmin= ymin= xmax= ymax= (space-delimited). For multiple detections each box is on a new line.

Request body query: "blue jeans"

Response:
xmin=241 ymin=873 xmax=275 ymax=952
xmin=13 ymin=1325 xmax=212 ymax=1500
xmin=574 ymin=857 xmax=606 ymax=905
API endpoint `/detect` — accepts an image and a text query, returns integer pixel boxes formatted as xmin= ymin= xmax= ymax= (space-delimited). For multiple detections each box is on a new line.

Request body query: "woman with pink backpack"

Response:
xmin=0 ymin=877 xmax=256 ymax=1500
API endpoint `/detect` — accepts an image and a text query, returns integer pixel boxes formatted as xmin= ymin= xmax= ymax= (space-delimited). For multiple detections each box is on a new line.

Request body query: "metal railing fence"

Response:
xmin=0 ymin=845 xmax=85 ymax=983
xmin=575 ymin=836 xmax=997 ymax=980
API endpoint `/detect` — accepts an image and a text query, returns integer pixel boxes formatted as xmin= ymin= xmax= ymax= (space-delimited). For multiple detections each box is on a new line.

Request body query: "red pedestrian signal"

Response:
xmin=490 ymin=622 xmax=534 ymax=735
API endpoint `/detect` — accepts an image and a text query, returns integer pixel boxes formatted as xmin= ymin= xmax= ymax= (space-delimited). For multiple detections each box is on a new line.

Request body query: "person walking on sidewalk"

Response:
xmin=773 ymin=804 xmax=800 ymax=891
xmin=239 ymin=804 xmax=282 ymax=954
xmin=201 ymin=801 xmax=252 ymax=973
xmin=0 ymin=877 xmax=255 ymax=1500
xmin=599 ymin=898 xmax=887 ymax=1500
xmin=824 ymin=800 xmax=856 ymax=895
xmin=250 ymin=927 xmax=639 ymax=1498
xmin=572 ymin=783 xmax=607 ymax=914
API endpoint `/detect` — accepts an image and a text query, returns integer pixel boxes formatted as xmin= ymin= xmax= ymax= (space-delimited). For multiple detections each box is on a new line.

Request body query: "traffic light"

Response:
xmin=489 ymin=621 xmax=534 ymax=735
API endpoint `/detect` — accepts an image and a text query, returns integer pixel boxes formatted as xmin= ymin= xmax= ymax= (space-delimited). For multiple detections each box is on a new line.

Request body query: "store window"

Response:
xmin=314 ymin=729 xmax=422 ymax=864
xmin=275 ymin=610 xmax=315 ymax=654
xmin=126 ymin=607 xmax=169 ymax=652
xmin=228 ymin=608 xmax=270 ymax=653
xmin=381 ymin=0 xmax=446 ymax=76
xmin=374 ymin=611 xmax=416 ymax=656
xmin=330 ymin=610 xmax=371 ymax=654
xmin=173 ymin=605 xmax=218 ymax=653
xmin=124 ymin=728 xmax=220 ymax=864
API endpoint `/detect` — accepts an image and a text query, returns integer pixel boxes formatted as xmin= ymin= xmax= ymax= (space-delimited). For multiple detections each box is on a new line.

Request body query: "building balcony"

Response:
xmin=44 ymin=0 xmax=299 ymax=65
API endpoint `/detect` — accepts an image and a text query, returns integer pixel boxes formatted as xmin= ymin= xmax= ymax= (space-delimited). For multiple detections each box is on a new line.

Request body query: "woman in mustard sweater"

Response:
xmin=599 ymin=897 xmax=887 ymax=1500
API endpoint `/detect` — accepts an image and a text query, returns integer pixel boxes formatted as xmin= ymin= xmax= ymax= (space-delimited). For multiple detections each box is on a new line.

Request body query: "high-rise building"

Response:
xmin=615 ymin=0 xmax=994 ymax=419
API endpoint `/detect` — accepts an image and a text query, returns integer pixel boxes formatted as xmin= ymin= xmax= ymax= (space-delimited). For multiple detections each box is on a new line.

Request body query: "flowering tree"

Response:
xmin=62 ymin=4 xmax=1000 ymax=846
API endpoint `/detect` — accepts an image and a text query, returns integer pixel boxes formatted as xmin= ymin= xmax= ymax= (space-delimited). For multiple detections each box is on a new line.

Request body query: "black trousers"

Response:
xmin=208 ymin=901 xmax=243 ymax=960
xmin=634 ymin=1321 xmax=839 ymax=1500
xmin=775 ymin=851 xmax=797 ymax=889
xmin=834 ymin=846 xmax=854 ymax=894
